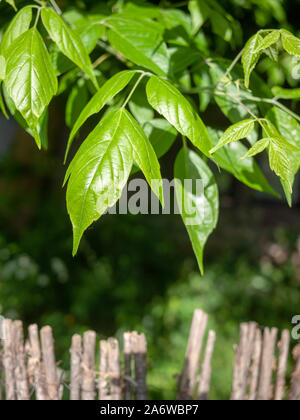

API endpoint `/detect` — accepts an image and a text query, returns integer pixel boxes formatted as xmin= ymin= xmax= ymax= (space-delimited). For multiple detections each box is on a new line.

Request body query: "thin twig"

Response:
xmin=93 ymin=54 xmax=110 ymax=69
xmin=49 ymin=0 xmax=62 ymax=15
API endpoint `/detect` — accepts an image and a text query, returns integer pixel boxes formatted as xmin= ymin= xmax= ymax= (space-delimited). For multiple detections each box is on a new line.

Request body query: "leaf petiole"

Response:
xmin=34 ymin=7 xmax=41 ymax=28
xmin=121 ymin=73 xmax=146 ymax=109
xmin=48 ymin=0 xmax=62 ymax=15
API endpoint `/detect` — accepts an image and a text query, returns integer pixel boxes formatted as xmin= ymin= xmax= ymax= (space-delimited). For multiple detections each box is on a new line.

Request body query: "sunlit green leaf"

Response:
xmin=242 ymin=33 xmax=263 ymax=88
xmin=208 ymin=127 xmax=277 ymax=196
xmin=0 ymin=6 xmax=32 ymax=56
xmin=66 ymin=109 xmax=134 ymax=255
xmin=266 ymin=107 xmax=300 ymax=205
xmin=255 ymin=30 xmax=280 ymax=53
xmin=174 ymin=147 xmax=219 ymax=275
xmin=281 ymin=29 xmax=300 ymax=56
xmin=4 ymin=28 xmax=57 ymax=148
xmin=242 ymin=138 xmax=270 ymax=159
xmin=146 ymin=75 xmax=212 ymax=156
xmin=0 ymin=55 xmax=6 ymax=80
xmin=106 ymin=16 xmax=169 ymax=76
xmin=268 ymin=142 xmax=292 ymax=191
xmin=66 ymin=70 xmax=136 ymax=160
xmin=41 ymin=7 xmax=97 ymax=88
xmin=210 ymin=119 xmax=256 ymax=153
xmin=121 ymin=110 xmax=164 ymax=205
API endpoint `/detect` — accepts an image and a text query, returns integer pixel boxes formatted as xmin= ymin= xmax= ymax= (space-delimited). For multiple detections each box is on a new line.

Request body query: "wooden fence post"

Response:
xmin=70 ymin=334 xmax=82 ymax=400
xmin=2 ymin=319 xmax=16 ymax=400
xmin=257 ymin=327 xmax=278 ymax=400
xmin=28 ymin=324 xmax=48 ymax=400
xmin=177 ymin=310 xmax=208 ymax=400
xmin=81 ymin=330 xmax=96 ymax=400
xmin=13 ymin=321 xmax=30 ymax=400
xmin=274 ymin=330 xmax=290 ymax=401
xmin=196 ymin=330 xmax=216 ymax=400
xmin=231 ymin=322 xmax=257 ymax=400
xmin=0 ymin=317 xmax=298 ymax=401
xmin=41 ymin=326 xmax=58 ymax=400
xmin=131 ymin=332 xmax=147 ymax=400
xmin=288 ymin=344 xmax=300 ymax=401
xmin=99 ymin=340 xmax=110 ymax=400
xmin=123 ymin=332 xmax=133 ymax=400
xmin=108 ymin=338 xmax=122 ymax=400
xmin=248 ymin=328 xmax=262 ymax=400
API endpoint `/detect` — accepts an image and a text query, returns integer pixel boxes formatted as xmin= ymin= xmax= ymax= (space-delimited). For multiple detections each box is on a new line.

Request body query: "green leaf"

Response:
xmin=65 ymin=109 xmax=134 ymax=255
xmin=4 ymin=28 xmax=57 ymax=148
xmin=105 ymin=16 xmax=169 ymax=76
xmin=66 ymin=80 xmax=89 ymax=129
xmin=266 ymin=106 xmax=300 ymax=204
xmin=242 ymin=33 xmax=264 ymax=88
xmin=146 ymin=75 xmax=212 ymax=156
xmin=72 ymin=21 xmax=105 ymax=54
xmin=3 ymin=84 xmax=49 ymax=148
xmin=0 ymin=6 xmax=32 ymax=56
xmin=210 ymin=119 xmax=255 ymax=153
xmin=268 ymin=142 xmax=292 ymax=191
xmin=193 ymin=67 xmax=212 ymax=112
xmin=121 ymin=110 xmax=164 ymax=205
xmin=128 ymin=83 xmax=154 ymax=125
xmin=272 ymin=86 xmax=300 ymax=100
xmin=242 ymin=138 xmax=270 ymax=158
xmin=208 ymin=61 xmax=262 ymax=142
xmin=169 ymin=46 xmax=202 ymax=75
xmin=210 ymin=10 xmax=232 ymax=42
xmin=188 ymin=0 xmax=210 ymax=33
xmin=174 ymin=147 xmax=219 ymax=275
xmin=143 ymin=118 xmax=177 ymax=159
xmin=41 ymin=8 xmax=97 ymax=88
xmin=255 ymin=30 xmax=280 ymax=53
xmin=271 ymin=137 xmax=300 ymax=151
xmin=0 ymin=85 xmax=8 ymax=118
xmin=281 ymin=29 xmax=300 ymax=56
xmin=66 ymin=70 xmax=136 ymax=160
xmin=208 ymin=127 xmax=277 ymax=196
xmin=0 ymin=55 xmax=6 ymax=80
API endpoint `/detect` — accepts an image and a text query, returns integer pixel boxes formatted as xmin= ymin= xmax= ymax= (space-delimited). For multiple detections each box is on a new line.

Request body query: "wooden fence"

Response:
xmin=0 ymin=309 xmax=299 ymax=400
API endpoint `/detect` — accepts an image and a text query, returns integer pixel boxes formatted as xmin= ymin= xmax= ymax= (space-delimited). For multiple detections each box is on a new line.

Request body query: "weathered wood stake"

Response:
xmin=41 ymin=326 xmax=58 ymax=400
xmin=274 ymin=330 xmax=290 ymax=401
xmin=28 ymin=324 xmax=48 ymax=400
xmin=81 ymin=330 xmax=96 ymax=400
xmin=177 ymin=310 xmax=208 ymax=400
xmin=197 ymin=330 xmax=216 ymax=400
xmin=70 ymin=334 xmax=82 ymax=400
xmin=2 ymin=319 xmax=16 ymax=400
xmin=257 ymin=327 xmax=278 ymax=400
xmin=13 ymin=321 xmax=30 ymax=400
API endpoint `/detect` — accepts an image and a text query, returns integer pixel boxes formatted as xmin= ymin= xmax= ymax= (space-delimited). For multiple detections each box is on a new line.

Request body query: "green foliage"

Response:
xmin=41 ymin=7 xmax=98 ymax=88
xmin=174 ymin=148 xmax=219 ymax=274
xmin=210 ymin=119 xmax=256 ymax=152
xmin=0 ymin=0 xmax=299 ymax=273
xmin=4 ymin=28 xmax=57 ymax=148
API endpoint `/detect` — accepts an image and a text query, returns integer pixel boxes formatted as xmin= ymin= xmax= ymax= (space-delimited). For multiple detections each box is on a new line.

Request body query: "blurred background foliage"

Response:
xmin=0 ymin=0 xmax=300 ymax=400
